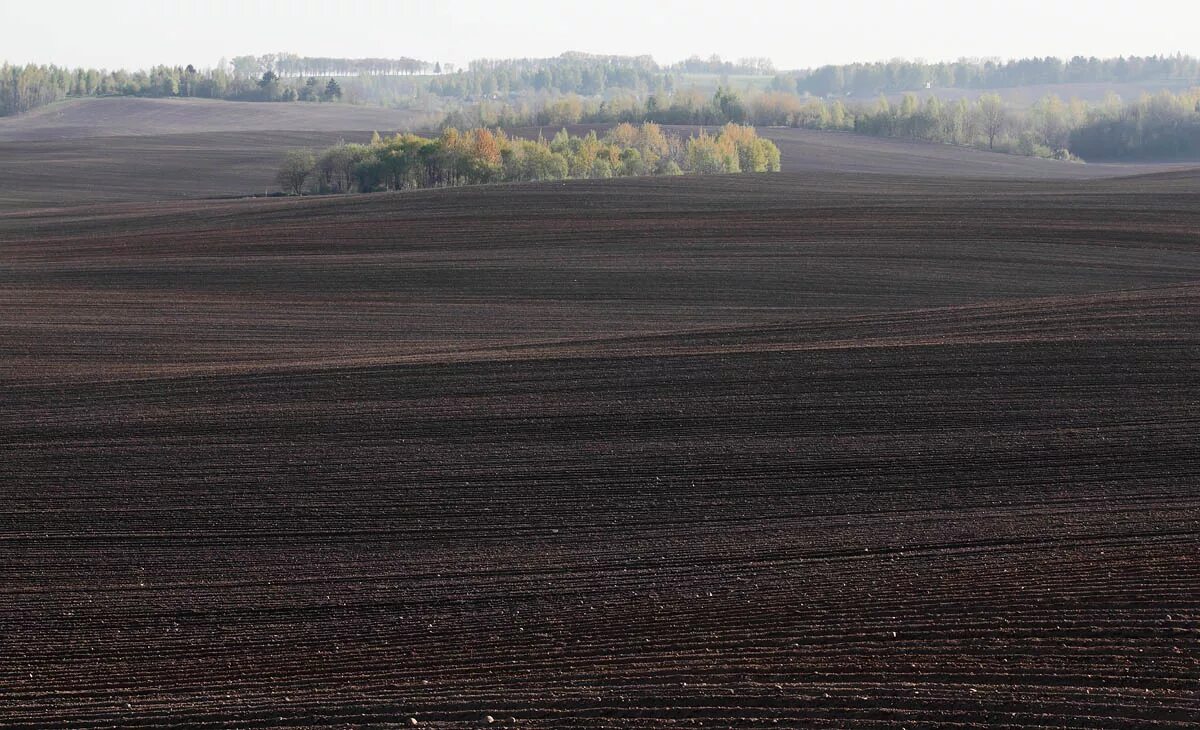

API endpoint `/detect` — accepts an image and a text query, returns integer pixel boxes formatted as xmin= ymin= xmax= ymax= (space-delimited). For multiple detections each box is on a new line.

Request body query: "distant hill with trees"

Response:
xmin=0 ymin=54 xmax=438 ymax=116
xmin=8 ymin=52 xmax=1198 ymax=118
xmin=446 ymin=83 xmax=1200 ymax=163
xmin=5 ymin=50 xmax=1200 ymax=163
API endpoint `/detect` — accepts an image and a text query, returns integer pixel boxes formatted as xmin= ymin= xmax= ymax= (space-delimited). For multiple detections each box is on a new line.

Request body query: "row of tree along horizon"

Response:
xmin=0 ymin=52 xmax=769 ymax=115
xmin=275 ymin=123 xmax=781 ymax=195
xmin=4 ymin=52 xmax=1198 ymax=116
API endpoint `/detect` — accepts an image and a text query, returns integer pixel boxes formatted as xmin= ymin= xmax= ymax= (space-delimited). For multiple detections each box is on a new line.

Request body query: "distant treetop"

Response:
xmin=232 ymin=53 xmax=436 ymax=79
xmin=773 ymin=54 xmax=1200 ymax=97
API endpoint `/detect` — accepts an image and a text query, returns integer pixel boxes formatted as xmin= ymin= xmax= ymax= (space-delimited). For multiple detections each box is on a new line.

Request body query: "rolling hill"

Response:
xmin=3 ymin=171 xmax=1199 ymax=727
xmin=0 ymin=96 xmax=438 ymax=141
xmin=0 ymin=96 xmax=1193 ymax=212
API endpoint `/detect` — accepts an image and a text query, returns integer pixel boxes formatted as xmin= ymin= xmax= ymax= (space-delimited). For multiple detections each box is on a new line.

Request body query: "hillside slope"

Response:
xmin=0 ymin=97 xmax=1193 ymax=212
xmin=3 ymin=173 xmax=1199 ymax=727
xmin=1 ymin=121 xmax=1193 ymax=212
xmin=0 ymin=96 xmax=436 ymax=141
xmin=761 ymin=126 xmax=1191 ymax=178
xmin=0 ymin=130 xmax=368 ymax=210
xmin=515 ymin=123 xmax=1192 ymax=179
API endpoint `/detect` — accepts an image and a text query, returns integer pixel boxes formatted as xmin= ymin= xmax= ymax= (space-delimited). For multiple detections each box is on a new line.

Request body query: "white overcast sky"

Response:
xmin=3 ymin=0 xmax=1198 ymax=71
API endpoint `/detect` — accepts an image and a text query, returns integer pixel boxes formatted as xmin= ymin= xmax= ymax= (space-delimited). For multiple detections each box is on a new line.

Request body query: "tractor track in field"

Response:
xmin=2 ymin=169 xmax=1199 ymax=727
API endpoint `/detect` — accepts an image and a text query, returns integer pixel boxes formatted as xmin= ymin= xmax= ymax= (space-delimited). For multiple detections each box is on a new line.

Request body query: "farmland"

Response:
xmin=3 ymin=145 xmax=1199 ymax=727
xmin=0 ymin=97 xmax=438 ymax=141
xmin=0 ymin=97 xmax=1189 ymax=212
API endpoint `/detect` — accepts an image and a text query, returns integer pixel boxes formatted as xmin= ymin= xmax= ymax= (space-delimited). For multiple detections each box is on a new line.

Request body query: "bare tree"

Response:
xmin=276 ymin=150 xmax=315 ymax=195
xmin=978 ymin=93 xmax=1007 ymax=150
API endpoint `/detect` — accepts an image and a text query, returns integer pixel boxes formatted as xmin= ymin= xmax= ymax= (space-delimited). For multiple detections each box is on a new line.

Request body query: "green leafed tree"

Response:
xmin=258 ymin=70 xmax=281 ymax=101
xmin=323 ymin=78 xmax=342 ymax=101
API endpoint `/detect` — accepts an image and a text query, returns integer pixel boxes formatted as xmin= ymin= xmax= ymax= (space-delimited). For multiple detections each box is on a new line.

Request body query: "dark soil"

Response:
xmin=0 ymin=97 xmax=436 ymax=141
xmin=1 ymin=97 xmax=1193 ymax=212
xmin=2 ymin=171 xmax=1199 ymax=728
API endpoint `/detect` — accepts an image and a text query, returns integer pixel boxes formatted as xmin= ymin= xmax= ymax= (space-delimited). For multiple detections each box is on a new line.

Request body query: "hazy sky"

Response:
xmin=3 ymin=0 xmax=1198 ymax=71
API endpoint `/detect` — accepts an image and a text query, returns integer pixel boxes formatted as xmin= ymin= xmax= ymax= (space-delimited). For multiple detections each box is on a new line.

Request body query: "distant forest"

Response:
xmin=0 ymin=54 xmax=438 ymax=115
xmin=426 ymin=53 xmax=776 ymax=99
xmin=428 ymin=54 xmax=667 ymax=99
xmin=775 ymin=54 xmax=1200 ymax=96
xmin=12 ymin=51 xmax=1194 ymax=117
xmin=0 ymin=50 xmax=767 ymax=118
xmin=4 ymin=51 xmax=1199 ymax=161
xmin=440 ymin=83 xmax=1200 ymax=162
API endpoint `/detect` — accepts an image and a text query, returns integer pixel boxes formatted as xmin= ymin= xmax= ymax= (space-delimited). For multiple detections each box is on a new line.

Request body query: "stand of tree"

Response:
xmin=1069 ymin=89 xmax=1200 ymax=160
xmin=276 ymin=123 xmax=780 ymax=195
xmin=774 ymin=54 xmax=1200 ymax=97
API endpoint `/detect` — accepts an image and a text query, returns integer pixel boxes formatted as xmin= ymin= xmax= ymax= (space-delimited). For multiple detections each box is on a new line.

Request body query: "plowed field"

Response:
xmin=2 ymin=171 xmax=1199 ymax=728
xmin=0 ymin=95 xmax=1189 ymax=212
xmin=0 ymin=97 xmax=437 ymax=141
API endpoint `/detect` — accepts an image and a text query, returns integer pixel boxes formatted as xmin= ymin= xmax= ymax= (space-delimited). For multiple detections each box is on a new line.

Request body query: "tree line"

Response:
xmin=5 ymin=50 xmax=1198 ymax=162
xmin=428 ymin=52 xmax=669 ymax=99
xmin=0 ymin=62 xmax=237 ymax=115
xmin=775 ymin=54 xmax=1200 ymax=97
xmin=7 ymin=50 xmax=1199 ymax=126
xmin=275 ymin=123 xmax=781 ymax=195
xmin=445 ymin=84 xmax=1200 ymax=162
xmin=231 ymin=54 xmax=437 ymax=79
xmin=403 ymin=53 xmax=1200 ymax=155
xmin=780 ymin=88 xmax=1200 ymax=161
xmin=0 ymin=54 xmax=436 ymax=116
xmin=425 ymin=53 xmax=778 ymax=101
xmin=442 ymin=87 xmax=761 ymax=129
xmin=420 ymin=53 xmax=1199 ymax=104
xmin=671 ymin=55 xmax=775 ymax=75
